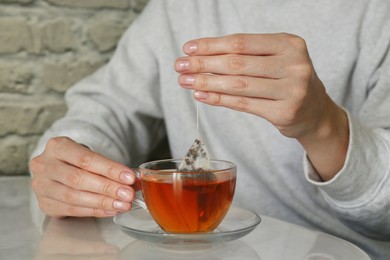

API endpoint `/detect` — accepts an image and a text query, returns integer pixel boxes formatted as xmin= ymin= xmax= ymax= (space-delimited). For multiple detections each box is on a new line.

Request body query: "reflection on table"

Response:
xmin=120 ymin=240 xmax=260 ymax=260
xmin=0 ymin=177 xmax=371 ymax=260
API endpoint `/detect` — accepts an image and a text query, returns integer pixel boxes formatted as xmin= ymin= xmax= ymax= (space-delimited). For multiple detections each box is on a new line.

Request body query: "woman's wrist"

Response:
xmin=298 ymin=97 xmax=349 ymax=181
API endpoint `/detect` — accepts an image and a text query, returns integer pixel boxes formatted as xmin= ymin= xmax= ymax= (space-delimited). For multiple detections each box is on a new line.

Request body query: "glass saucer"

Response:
xmin=114 ymin=206 xmax=261 ymax=244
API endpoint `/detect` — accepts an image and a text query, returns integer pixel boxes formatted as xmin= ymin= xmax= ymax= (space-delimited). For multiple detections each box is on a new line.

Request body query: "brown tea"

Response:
xmin=141 ymin=172 xmax=236 ymax=233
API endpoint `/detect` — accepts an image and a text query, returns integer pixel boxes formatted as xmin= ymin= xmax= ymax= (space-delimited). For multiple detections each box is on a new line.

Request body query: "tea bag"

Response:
xmin=178 ymin=138 xmax=211 ymax=171
xmin=177 ymin=138 xmax=216 ymax=216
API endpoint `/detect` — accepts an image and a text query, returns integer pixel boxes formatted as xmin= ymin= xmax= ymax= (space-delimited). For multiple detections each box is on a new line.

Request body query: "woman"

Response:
xmin=29 ymin=1 xmax=390 ymax=258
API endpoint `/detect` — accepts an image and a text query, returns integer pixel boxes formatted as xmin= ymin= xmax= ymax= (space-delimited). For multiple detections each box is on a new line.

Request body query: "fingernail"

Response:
xmin=194 ymin=91 xmax=209 ymax=100
xmin=117 ymin=188 xmax=132 ymax=201
xmin=120 ymin=171 xmax=134 ymax=184
xmin=180 ymin=75 xmax=195 ymax=86
xmin=113 ymin=200 xmax=129 ymax=210
xmin=176 ymin=59 xmax=190 ymax=71
xmin=185 ymin=42 xmax=197 ymax=54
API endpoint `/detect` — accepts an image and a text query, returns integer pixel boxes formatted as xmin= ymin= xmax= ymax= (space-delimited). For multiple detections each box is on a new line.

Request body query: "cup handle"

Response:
xmin=131 ymin=169 xmax=148 ymax=211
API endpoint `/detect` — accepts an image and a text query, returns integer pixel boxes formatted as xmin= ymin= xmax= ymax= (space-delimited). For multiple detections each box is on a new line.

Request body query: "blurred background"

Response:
xmin=0 ymin=0 xmax=149 ymax=176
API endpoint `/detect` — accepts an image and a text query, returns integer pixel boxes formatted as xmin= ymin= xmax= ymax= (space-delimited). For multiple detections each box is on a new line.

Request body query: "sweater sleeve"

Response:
xmin=304 ymin=0 xmax=390 ymax=240
xmin=304 ymin=114 xmax=390 ymax=239
xmin=30 ymin=0 xmax=168 ymax=168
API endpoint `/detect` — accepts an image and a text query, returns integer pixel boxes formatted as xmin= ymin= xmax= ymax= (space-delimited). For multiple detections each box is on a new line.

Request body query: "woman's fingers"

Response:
xmin=30 ymin=137 xmax=139 ymax=217
xmin=176 ymin=33 xmax=307 ymax=78
xmin=181 ymin=33 xmax=291 ymax=56
xmin=178 ymin=74 xmax=292 ymax=100
xmin=45 ymin=159 xmax=134 ymax=203
xmin=45 ymin=137 xmax=136 ymax=185
xmin=38 ymin=197 xmax=120 ymax=218
xmin=175 ymin=54 xmax=285 ymax=78
xmin=191 ymin=90 xmax=283 ymax=120
xmin=36 ymin=180 xmax=132 ymax=216
xmin=175 ymin=33 xmax=334 ymax=144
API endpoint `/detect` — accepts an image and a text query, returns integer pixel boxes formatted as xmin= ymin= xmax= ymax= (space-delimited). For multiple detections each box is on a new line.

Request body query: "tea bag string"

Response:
xmin=196 ymin=101 xmax=200 ymax=139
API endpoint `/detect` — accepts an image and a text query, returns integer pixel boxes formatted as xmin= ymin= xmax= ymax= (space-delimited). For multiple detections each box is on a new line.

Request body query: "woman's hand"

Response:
xmin=175 ymin=33 xmax=349 ymax=180
xmin=30 ymin=136 xmax=136 ymax=217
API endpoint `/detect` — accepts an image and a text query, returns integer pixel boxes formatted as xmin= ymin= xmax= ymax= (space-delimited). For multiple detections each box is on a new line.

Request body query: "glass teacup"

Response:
xmin=132 ymin=159 xmax=237 ymax=233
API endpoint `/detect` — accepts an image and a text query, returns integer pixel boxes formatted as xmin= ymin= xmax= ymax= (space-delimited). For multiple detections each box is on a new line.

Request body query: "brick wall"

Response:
xmin=0 ymin=0 xmax=149 ymax=175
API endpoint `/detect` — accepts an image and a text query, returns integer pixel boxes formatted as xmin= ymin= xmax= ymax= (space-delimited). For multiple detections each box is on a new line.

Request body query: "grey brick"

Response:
xmin=44 ymin=0 xmax=130 ymax=9
xmin=0 ymin=0 xmax=33 ymax=4
xmin=41 ymin=20 xmax=77 ymax=53
xmin=0 ymin=63 xmax=35 ymax=94
xmin=0 ymin=18 xmax=32 ymax=53
xmin=0 ymin=95 xmax=67 ymax=136
xmin=88 ymin=21 xmax=126 ymax=52
xmin=0 ymin=135 xmax=38 ymax=176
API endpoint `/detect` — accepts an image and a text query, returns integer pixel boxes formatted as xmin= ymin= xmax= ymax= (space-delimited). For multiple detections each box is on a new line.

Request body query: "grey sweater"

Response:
xmin=31 ymin=0 xmax=390 ymax=258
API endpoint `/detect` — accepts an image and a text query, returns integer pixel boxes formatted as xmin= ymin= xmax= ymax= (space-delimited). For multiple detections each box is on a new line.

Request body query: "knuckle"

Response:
xmin=46 ymin=137 xmax=60 ymax=150
xmin=234 ymin=97 xmax=250 ymax=112
xmin=196 ymin=58 xmax=206 ymax=72
xmin=213 ymin=93 xmax=222 ymax=105
xmin=285 ymin=34 xmax=307 ymax=52
xmin=78 ymin=151 xmax=93 ymax=169
xmin=46 ymin=137 xmax=74 ymax=160
xmin=97 ymin=197 xmax=109 ymax=209
xmin=294 ymin=63 xmax=313 ymax=82
xmin=67 ymin=171 xmax=82 ymax=187
xmin=228 ymin=55 xmax=246 ymax=72
xmin=64 ymin=190 xmax=78 ymax=205
xmin=29 ymin=157 xmax=42 ymax=175
xmin=105 ymin=164 xmax=117 ymax=179
xmin=230 ymin=34 xmax=247 ymax=52
xmin=101 ymin=182 xmax=114 ymax=196
xmin=198 ymin=75 xmax=209 ymax=90
xmin=46 ymin=136 xmax=69 ymax=150
xmin=232 ymin=78 xmax=249 ymax=93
